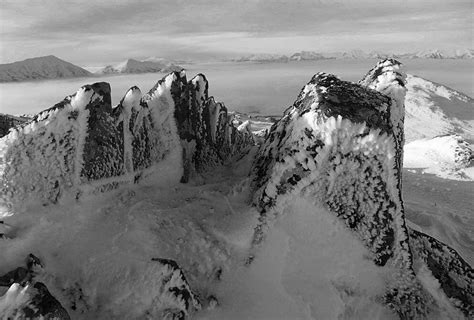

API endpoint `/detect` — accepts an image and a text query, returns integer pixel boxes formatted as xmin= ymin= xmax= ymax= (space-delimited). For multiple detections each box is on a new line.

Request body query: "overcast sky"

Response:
xmin=0 ymin=0 xmax=472 ymax=66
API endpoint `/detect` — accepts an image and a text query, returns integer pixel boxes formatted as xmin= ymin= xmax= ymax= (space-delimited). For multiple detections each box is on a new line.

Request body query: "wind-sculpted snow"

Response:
xmin=0 ymin=71 xmax=253 ymax=211
xmin=249 ymin=59 xmax=474 ymax=318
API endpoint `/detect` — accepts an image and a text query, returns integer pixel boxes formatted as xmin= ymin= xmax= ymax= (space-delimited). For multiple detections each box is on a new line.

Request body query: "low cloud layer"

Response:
xmin=0 ymin=0 xmax=471 ymax=66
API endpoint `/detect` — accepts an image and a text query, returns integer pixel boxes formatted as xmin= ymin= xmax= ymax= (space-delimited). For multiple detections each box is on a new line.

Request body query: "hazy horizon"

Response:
xmin=1 ymin=0 xmax=472 ymax=66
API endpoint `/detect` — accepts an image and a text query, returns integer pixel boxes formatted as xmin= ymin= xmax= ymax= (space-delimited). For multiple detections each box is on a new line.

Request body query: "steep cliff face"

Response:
xmin=250 ymin=65 xmax=410 ymax=269
xmin=249 ymin=59 xmax=472 ymax=318
xmin=0 ymin=71 xmax=253 ymax=211
xmin=408 ymin=229 xmax=473 ymax=318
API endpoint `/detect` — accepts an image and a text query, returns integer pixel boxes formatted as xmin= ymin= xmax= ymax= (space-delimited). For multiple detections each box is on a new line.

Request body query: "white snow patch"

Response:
xmin=200 ymin=198 xmax=397 ymax=320
xmin=0 ymin=283 xmax=34 ymax=318
xmin=404 ymin=135 xmax=473 ymax=180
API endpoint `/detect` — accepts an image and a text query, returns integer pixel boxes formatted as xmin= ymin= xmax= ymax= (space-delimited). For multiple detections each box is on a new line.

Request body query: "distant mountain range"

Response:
xmin=0 ymin=55 xmax=92 ymax=82
xmin=95 ymin=58 xmax=183 ymax=75
xmin=232 ymin=49 xmax=474 ymax=62
xmin=1 ymin=49 xmax=470 ymax=83
xmin=0 ymin=56 xmax=184 ymax=82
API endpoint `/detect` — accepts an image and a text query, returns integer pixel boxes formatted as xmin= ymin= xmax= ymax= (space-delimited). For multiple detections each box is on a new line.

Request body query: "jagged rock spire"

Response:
xmin=251 ymin=71 xmax=411 ymax=267
xmin=0 ymin=71 xmax=253 ymax=209
xmin=359 ymin=59 xmax=407 ymax=188
xmin=249 ymin=61 xmax=426 ymax=317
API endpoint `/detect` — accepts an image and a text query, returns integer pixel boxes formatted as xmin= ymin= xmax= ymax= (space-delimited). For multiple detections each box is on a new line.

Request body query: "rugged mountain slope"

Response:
xmin=0 ymin=70 xmax=254 ymax=319
xmin=404 ymin=74 xmax=474 ymax=143
xmin=250 ymin=59 xmax=472 ymax=318
xmin=0 ymin=70 xmax=253 ymax=210
xmin=0 ymin=61 xmax=472 ymax=319
xmin=0 ymin=56 xmax=92 ymax=82
xmin=96 ymin=58 xmax=182 ymax=75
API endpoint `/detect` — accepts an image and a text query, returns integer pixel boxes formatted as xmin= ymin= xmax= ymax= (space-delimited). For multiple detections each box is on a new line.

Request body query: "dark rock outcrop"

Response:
xmin=250 ymin=67 xmax=410 ymax=269
xmin=0 ymin=254 xmax=70 ymax=319
xmin=408 ymin=228 xmax=474 ymax=318
xmin=0 ymin=113 xmax=29 ymax=138
xmin=248 ymin=59 xmax=474 ymax=317
xmin=151 ymin=258 xmax=201 ymax=319
xmin=0 ymin=71 xmax=253 ymax=208
xmin=0 ymin=55 xmax=92 ymax=83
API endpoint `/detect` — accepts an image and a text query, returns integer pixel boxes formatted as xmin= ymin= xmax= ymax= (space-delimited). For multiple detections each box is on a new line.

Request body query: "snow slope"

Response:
xmin=0 ymin=56 xmax=92 ymax=82
xmin=0 ymin=154 xmax=259 ymax=319
xmin=96 ymin=59 xmax=183 ymax=75
xmin=404 ymin=135 xmax=473 ymax=180
xmin=404 ymin=74 xmax=474 ymax=143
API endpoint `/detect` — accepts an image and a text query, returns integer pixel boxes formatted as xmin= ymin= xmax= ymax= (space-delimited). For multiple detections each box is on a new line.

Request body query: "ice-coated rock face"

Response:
xmin=250 ymin=70 xmax=410 ymax=266
xmin=359 ymin=58 xmax=406 ymax=188
xmin=249 ymin=60 xmax=433 ymax=316
xmin=0 ymin=83 xmax=111 ymax=207
xmin=0 ymin=254 xmax=71 ymax=320
xmin=0 ymin=71 xmax=253 ymax=209
xmin=151 ymin=258 xmax=202 ymax=319
xmin=249 ymin=59 xmax=473 ymax=317
xmin=408 ymin=228 xmax=474 ymax=318
xmin=0 ymin=114 xmax=30 ymax=138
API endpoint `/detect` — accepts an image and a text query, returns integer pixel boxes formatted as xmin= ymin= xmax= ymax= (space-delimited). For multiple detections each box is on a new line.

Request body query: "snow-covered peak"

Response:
xmin=119 ymin=86 xmax=142 ymax=112
xmin=232 ymin=54 xmax=289 ymax=63
xmin=231 ymin=48 xmax=474 ymax=63
xmin=96 ymin=58 xmax=183 ymax=75
xmin=289 ymin=51 xmax=327 ymax=61
xmin=411 ymin=48 xmax=474 ymax=59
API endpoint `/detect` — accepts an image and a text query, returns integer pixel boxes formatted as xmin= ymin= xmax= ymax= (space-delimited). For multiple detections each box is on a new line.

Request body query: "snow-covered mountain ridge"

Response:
xmin=0 ymin=71 xmax=253 ymax=210
xmin=0 ymin=60 xmax=472 ymax=319
xmin=0 ymin=56 xmax=92 ymax=82
xmin=96 ymin=58 xmax=183 ymax=75
xmin=232 ymin=48 xmax=474 ymax=62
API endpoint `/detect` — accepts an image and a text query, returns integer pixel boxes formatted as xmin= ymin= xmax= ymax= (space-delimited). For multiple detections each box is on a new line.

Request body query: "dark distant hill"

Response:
xmin=0 ymin=55 xmax=92 ymax=82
